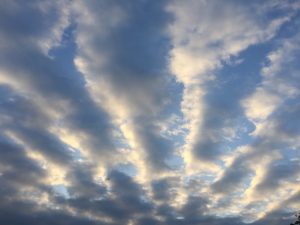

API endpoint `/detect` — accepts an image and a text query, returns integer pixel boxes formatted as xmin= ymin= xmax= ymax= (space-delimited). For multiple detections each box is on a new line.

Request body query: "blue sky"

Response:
xmin=0 ymin=0 xmax=300 ymax=225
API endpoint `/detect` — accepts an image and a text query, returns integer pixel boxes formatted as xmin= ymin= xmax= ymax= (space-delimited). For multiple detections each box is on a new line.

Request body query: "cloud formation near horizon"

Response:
xmin=0 ymin=1 xmax=300 ymax=224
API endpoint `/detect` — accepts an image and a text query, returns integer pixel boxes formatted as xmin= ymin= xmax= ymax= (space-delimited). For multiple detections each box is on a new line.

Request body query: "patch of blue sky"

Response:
xmin=53 ymin=184 xmax=70 ymax=199
xmin=164 ymin=154 xmax=184 ymax=171
xmin=183 ymin=172 xmax=216 ymax=186
xmin=270 ymin=6 xmax=300 ymax=40
xmin=201 ymin=42 xmax=274 ymax=155
xmin=115 ymin=163 xmax=138 ymax=177
xmin=68 ymin=146 xmax=85 ymax=162
xmin=280 ymin=147 xmax=300 ymax=162
xmin=48 ymin=23 xmax=85 ymax=86
xmin=48 ymin=23 xmax=75 ymax=56
xmin=157 ymin=78 xmax=187 ymax=147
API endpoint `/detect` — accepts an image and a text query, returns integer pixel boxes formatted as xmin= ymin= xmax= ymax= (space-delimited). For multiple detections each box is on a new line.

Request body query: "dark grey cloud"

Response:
xmin=53 ymin=170 xmax=154 ymax=224
xmin=211 ymin=160 xmax=250 ymax=193
xmin=155 ymin=204 xmax=177 ymax=219
xmin=254 ymin=160 xmax=300 ymax=193
xmin=133 ymin=122 xmax=175 ymax=171
xmin=0 ymin=1 xmax=124 ymax=223
xmin=252 ymin=210 xmax=295 ymax=225
xmin=0 ymin=0 xmax=67 ymax=49
xmin=0 ymin=85 xmax=75 ymax=166
xmin=0 ymin=200 xmax=112 ymax=225
xmin=0 ymin=129 xmax=296 ymax=224
xmin=0 ymin=144 xmax=147 ymax=224
xmin=180 ymin=195 xmax=209 ymax=218
xmin=151 ymin=176 xmax=179 ymax=202
xmin=74 ymin=0 xmax=177 ymax=171
xmin=270 ymin=102 xmax=300 ymax=138
xmin=284 ymin=190 xmax=300 ymax=208
xmin=0 ymin=136 xmax=98 ymax=225
xmin=0 ymin=85 xmax=50 ymax=128
xmin=107 ymin=170 xmax=153 ymax=214
xmin=66 ymin=163 xmax=106 ymax=198
xmin=210 ymin=133 xmax=286 ymax=195
xmin=0 ymin=0 xmax=299 ymax=225
xmin=152 ymin=179 xmax=172 ymax=201
xmin=77 ymin=0 xmax=172 ymax=93
xmin=0 ymin=47 xmax=116 ymax=157
xmin=0 ymin=134 xmax=45 ymax=195
xmin=0 ymin=0 xmax=117 ymax=161
xmin=135 ymin=217 xmax=162 ymax=225
xmin=163 ymin=215 xmax=246 ymax=225
xmin=0 ymin=133 xmax=103 ymax=225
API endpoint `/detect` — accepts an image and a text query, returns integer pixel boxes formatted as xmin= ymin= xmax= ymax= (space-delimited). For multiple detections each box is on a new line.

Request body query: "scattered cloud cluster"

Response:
xmin=0 ymin=0 xmax=299 ymax=224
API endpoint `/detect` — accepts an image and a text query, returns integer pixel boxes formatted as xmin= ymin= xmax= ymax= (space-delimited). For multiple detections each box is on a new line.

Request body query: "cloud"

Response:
xmin=210 ymin=24 xmax=300 ymax=220
xmin=167 ymin=0 xmax=295 ymax=171
xmin=0 ymin=0 xmax=70 ymax=53
xmin=0 ymin=0 xmax=119 ymax=167
xmin=0 ymin=0 xmax=300 ymax=225
xmin=72 ymin=0 xmax=179 ymax=175
xmin=242 ymin=32 xmax=300 ymax=125
xmin=254 ymin=160 xmax=300 ymax=194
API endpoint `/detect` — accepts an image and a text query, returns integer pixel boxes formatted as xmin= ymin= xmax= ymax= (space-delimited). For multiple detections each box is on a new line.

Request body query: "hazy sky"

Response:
xmin=0 ymin=0 xmax=300 ymax=225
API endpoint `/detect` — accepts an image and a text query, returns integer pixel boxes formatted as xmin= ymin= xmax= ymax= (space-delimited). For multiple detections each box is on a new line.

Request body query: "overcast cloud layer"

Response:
xmin=0 ymin=1 xmax=300 ymax=225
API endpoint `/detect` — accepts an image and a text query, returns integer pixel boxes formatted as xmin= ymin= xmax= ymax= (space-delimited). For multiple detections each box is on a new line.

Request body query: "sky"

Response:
xmin=0 ymin=0 xmax=300 ymax=225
